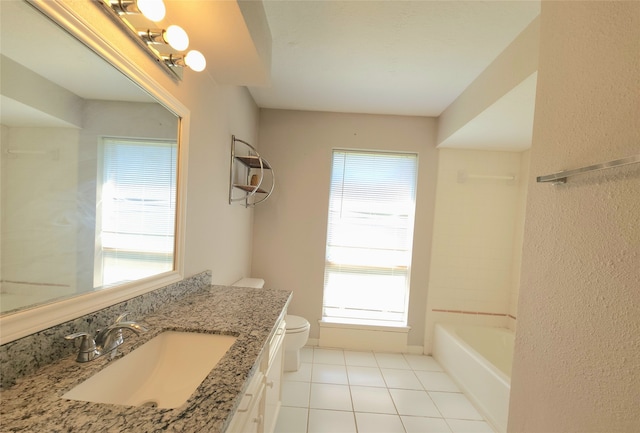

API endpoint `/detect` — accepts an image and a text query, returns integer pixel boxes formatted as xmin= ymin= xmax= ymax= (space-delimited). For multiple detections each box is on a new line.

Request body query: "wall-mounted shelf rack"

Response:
xmin=537 ymin=154 xmax=640 ymax=184
xmin=229 ymin=135 xmax=275 ymax=207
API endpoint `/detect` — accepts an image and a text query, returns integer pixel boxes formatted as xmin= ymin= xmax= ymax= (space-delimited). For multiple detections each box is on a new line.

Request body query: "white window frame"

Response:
xmin=322 ymin=149 xmax=418 ymax=327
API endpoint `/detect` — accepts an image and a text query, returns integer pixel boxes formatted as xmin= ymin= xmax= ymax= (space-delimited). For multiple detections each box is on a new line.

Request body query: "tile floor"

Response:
xmin=274 ymin=347 xmax=496 ymax=433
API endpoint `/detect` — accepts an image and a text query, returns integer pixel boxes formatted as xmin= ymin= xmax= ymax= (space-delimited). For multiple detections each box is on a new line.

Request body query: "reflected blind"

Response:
xmin=323 ymin=150 xmax=418 ymax=325
xmin=98 ymin=138 xmax=177 ymax=285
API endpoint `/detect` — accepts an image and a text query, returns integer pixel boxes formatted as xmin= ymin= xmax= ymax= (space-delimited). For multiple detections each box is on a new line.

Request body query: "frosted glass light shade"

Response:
xmin=136 ymin=0 xmax=166 ymax=22
xmin=185 ymin=50 xmax=206 ymax=72
xmin=163 ymin=25 xmax=189 ymax=51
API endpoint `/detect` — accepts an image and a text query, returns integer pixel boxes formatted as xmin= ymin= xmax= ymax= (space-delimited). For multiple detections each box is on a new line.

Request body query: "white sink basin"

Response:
xmin=62 ymin=331 xmax=237 ymax=408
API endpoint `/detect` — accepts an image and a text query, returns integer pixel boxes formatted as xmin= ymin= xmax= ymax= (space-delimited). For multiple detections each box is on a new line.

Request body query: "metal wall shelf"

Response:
xmin=235 ymin=155 xmax=271 ymax=170
xmin=537 ymin=154 xmax=640 ymax=184
xmin=229 ymin=136 xmax=275 ymax=207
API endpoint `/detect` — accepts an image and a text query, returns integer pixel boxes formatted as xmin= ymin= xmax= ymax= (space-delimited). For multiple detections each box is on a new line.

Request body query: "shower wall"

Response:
xmin=424 ymin=148 xmax=529 ymax=353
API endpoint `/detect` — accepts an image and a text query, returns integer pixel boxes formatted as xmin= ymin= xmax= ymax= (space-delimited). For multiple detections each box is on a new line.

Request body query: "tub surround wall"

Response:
xmin=509 ymin=2 xmax=640 ymax=432
xmin=0 ymin=284 xmax=291 ymax=432
xmin=251 ymin=109 xmax=439 ymax=348
xmin=0 ymin=271 xmax=212 ymax=389
xmin=424 ymin=149 xmax=528 ymax=353
xmin=508 ymin=150 xmax=530 ymax=331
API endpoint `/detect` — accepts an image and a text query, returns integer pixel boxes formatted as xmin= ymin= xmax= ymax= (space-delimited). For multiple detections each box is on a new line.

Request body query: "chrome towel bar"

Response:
xmin=537 ymin=154 xmax=640 ymax=184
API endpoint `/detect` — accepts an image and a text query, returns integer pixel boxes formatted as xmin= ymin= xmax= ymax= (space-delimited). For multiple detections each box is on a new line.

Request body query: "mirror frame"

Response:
xmin=0 ymin=0 xmax=190 ymax=344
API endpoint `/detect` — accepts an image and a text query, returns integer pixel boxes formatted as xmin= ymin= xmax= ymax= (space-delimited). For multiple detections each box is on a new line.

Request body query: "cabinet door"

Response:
xmin=245 ymin=392 xmax=264 ymax=433
xmin=227 ymin=371 xmax=264 ymax=433
xmin=263 ymin=320 xmax=285 ymax=433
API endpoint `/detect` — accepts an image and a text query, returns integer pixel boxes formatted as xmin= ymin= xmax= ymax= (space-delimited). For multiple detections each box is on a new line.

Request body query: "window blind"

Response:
xmin=323 ymin=150 xmax=418 ymax=325
xmin=97 ymin=138 xmax=177 ymax=286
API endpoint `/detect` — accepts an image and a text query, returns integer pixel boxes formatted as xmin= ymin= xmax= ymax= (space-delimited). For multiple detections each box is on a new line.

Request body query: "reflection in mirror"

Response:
xmin=0 ymin=1 xmax=180 ymax=316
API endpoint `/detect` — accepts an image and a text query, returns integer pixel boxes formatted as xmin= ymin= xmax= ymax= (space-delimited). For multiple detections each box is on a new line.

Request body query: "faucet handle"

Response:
xmin=65 ymin=332 xmax=99 ymax=362
xmin=65 ymin=332 xmax=96 ymax=351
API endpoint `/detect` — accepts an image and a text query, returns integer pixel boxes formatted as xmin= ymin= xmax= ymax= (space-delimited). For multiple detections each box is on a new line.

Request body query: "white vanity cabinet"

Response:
xmin=227 ymin=315 xmax=285 ymax=433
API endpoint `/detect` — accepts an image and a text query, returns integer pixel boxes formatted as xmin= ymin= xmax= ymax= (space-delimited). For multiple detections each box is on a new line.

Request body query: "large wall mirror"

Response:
xmin=0 ymin=0 xmax=189 ymax=343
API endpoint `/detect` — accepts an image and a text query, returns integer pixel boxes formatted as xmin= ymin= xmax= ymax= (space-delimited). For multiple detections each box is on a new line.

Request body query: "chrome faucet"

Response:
xmin=65 ymin=313 xmax=148 ymax=363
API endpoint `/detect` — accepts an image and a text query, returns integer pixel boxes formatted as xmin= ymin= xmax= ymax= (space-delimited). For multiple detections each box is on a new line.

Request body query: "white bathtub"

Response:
xmin=432 ymin=323 xmax=514 ymax=433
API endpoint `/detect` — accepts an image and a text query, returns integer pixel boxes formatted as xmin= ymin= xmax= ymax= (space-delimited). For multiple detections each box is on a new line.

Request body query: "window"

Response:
xmin=323 ymin=150 xmax=418 ymax=326
xmin=95 ymin=138 xmax=177 ymax=287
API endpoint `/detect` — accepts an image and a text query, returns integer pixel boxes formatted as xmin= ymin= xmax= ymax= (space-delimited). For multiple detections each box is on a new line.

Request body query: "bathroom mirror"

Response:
xmin=0 ymin=0 xmax=189 ymax=343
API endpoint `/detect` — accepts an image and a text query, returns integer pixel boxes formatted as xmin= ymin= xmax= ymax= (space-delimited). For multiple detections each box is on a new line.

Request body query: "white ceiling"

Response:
xmin=249 ymin=1 xmax=540 ymax=118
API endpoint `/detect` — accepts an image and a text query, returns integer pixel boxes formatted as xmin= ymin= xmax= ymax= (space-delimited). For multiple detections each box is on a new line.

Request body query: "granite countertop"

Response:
xmin=0 ymin=285 xmax=291 ymax=433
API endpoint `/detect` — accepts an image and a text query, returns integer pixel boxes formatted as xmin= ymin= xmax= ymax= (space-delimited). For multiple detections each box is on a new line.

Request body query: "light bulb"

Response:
xmin=185 ymin=50 xmax=206 ymax=72
xmin=163 ymin=25 xmax=189 ymax=51
xmin=136 ymin=0 xmax=165 ymax=22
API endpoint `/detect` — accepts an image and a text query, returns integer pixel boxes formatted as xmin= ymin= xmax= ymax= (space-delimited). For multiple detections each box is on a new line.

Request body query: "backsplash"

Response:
xmin=0 ymin=271 xmax=212 ymax=389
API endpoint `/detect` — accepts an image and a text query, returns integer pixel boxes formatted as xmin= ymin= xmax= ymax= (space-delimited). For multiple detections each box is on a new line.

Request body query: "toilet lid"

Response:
xmin=286 ymin=315 xmax=309 ymax=331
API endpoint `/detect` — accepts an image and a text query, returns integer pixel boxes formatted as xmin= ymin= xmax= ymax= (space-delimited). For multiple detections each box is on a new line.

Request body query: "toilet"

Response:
xmin=231 ymin=278 xmax=310 ymax=372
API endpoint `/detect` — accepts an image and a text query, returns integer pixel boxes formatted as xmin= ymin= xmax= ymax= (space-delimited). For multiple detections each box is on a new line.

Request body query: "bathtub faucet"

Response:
xmin=64 ymin=312 xmax=148 ymax=362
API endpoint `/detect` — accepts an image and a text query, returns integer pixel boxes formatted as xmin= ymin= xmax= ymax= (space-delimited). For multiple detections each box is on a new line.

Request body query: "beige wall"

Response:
xmin=181 ymin=84 xmax=260 ymax=285
xmin=509 ymin=2 xmax=640 ymax=432
xmin=424 ymin=149 xmax=529 ymax=352
xmin=252 ymin=109 xmax=438 ymax=346
xmin=62 ymin=2 xmax=260 ymax=286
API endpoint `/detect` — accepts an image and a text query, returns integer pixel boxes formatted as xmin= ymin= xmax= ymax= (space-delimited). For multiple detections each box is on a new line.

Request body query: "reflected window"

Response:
xmin=95 ymin=138 xmax=177 ymax=287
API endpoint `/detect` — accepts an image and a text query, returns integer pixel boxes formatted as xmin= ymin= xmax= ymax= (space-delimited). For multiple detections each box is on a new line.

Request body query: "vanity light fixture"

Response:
xmin=110 ymin=0 xmax=166 ymax=22
xmin=100 ymin=0 xmax=207 ymax=77
xmin=138 ymin=25 xmax=189 ymax=51
xmin=163 ymin=50 xmax=207 ymax=72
